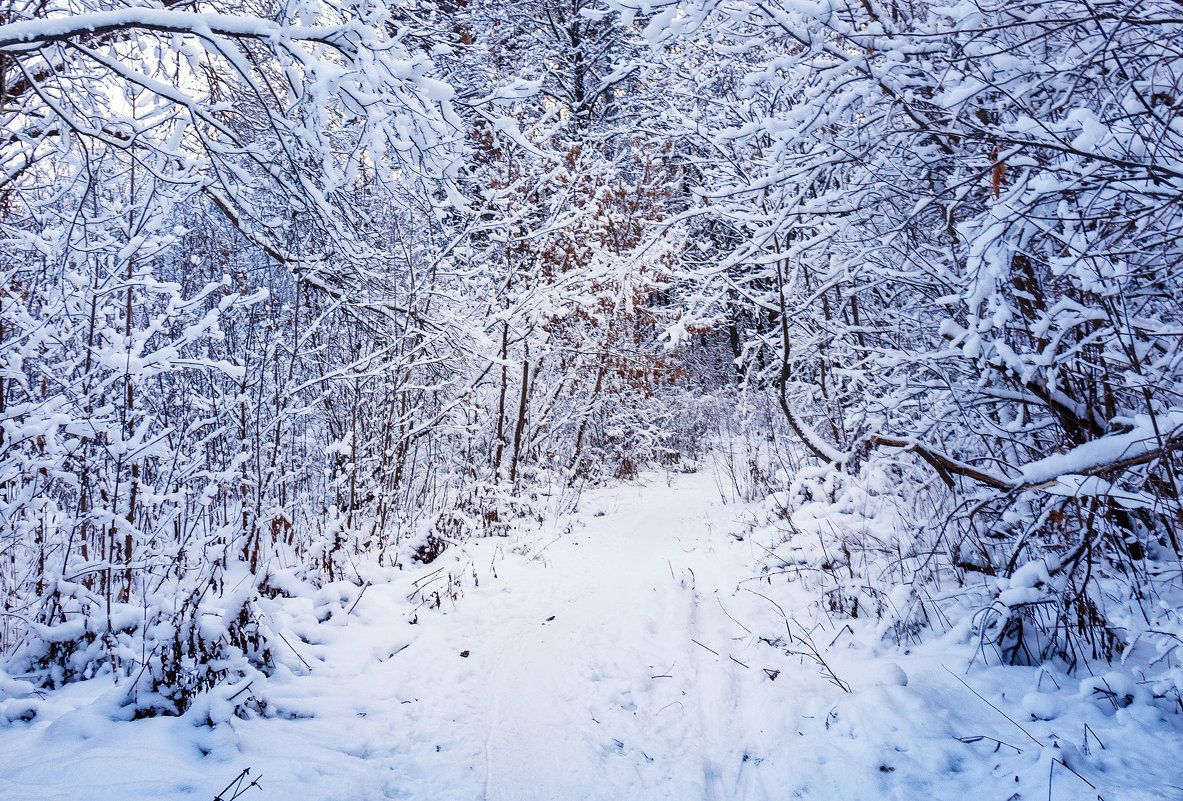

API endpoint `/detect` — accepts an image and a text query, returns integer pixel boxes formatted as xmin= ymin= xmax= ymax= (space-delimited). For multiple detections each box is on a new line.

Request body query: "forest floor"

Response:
xmin=1 ymin=467 xmax=1181 ymax=800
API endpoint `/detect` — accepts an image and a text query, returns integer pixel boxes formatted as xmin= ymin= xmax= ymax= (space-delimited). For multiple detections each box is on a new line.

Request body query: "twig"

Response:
xmin=828 ymin=624 xmax=854 ymax=648
xmin=741 ymin=587 xmax=797 ymax=643
xmin=276 ymin=631 xmax=313 ymax=672
xmin=530 ymin=535 xmax=562 ymax=562
xmin=944 ymin=666 xmax=1041 ymax=747
xmin=227 ymin=681 xmax=254 ymax=702
xmin=747 ymin=536 xmax=792 ymax=568
xmin=1084 ymin=723 xmax=1105 ymax=751
xmin=410 ymin=566 xmax=445 ymax=588
xmin=345 ymin=581 xmax=371 ymax=616
xmin=956 ymin=734 xmax=1023 ymax=753
xmin=691 ymin=638 xmax=719 ymax=656
xmin=213 ymin=767 xmax=261 ymax=801
xmin=1052 ymin=757 xmax=1096 ymax=791
xmin=791 ymin=638 xmax=851 ymax=693
xmin=127 ymin=643 xmax=160 ymax=695
xmin=716 ymin=597 xmax=752 ymax=634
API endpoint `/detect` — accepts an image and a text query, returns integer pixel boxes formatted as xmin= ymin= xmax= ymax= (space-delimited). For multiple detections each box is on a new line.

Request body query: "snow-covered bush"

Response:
xmin=632 ymin=0 xmax=1183 ymax=684
xmin=0 ymin=0 xmax=462 ymax=713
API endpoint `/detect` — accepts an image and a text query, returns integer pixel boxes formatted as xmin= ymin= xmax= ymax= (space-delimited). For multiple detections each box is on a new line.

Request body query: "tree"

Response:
xmin=633 ymin=0 xmax=1183 ymax=665
xmin=0 ymin=0 xmax=463 ymax=710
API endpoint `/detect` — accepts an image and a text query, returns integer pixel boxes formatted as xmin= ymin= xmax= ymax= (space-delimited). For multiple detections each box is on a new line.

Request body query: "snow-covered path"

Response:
xmin=2 ymin=468 xmax=1180 ymax=801
xmin=304 ymin=468 xmax=791 ymax=801
xmin=462 ymin=472 xmax=730 ymax=799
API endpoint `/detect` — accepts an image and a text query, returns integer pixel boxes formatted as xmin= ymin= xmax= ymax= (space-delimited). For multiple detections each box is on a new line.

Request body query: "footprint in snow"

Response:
xmin=617 ymin=690 xmax=637 ymax=712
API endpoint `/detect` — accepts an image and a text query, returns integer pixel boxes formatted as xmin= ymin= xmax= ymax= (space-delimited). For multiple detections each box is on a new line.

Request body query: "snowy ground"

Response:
xmin=2 ymin=468 xmax=1182 ymax=800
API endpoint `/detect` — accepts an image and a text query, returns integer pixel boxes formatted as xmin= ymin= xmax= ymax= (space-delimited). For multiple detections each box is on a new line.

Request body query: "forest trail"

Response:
xmin=0 ymin=467 xmax=845 ymax=801
xmin=207 ymin=468 xmax=1178 ymax=801
xmin=280 ymin=468 xmax=792 ymax=801
xmin=2 ymin=467 xmax=1175 ymax=801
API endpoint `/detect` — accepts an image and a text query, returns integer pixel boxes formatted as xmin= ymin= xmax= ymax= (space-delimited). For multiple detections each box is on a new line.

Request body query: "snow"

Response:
xmin=1018 ymin=412 xmax=1183 ymax=486
xmin=2 ymin=467 xmax=1182 ymax=800
xmin=0 ymin=10 xmax=348 ymax=49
